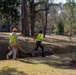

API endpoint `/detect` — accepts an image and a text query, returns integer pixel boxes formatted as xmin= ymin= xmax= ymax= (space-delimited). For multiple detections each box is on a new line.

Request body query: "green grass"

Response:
xmin=0 ymin=54 xmax=76 ymax=75
xmin=0 ymin=33 xmax=76 ymax=75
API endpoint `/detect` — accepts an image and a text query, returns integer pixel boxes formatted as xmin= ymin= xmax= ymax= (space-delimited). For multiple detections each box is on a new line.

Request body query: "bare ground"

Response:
xmin=0 ymin=33 xmax=76 ymax=59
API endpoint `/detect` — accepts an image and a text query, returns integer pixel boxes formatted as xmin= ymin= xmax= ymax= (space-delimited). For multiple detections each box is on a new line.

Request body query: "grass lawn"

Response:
xmin=0 ymin=54 xmax=76 ymax=75
xmin=0 ymin=33 xmax=76 ymax=75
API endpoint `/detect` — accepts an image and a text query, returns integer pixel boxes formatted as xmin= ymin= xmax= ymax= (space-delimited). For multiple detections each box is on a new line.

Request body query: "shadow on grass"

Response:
xmin=19 ymin=59 xmax=37 ymax=64
xmin=41 ymin=56 xmax=76 ymax=70
xmin=43 ymin=37 xmax=69 ymax=44
xmin=18 ymin=55 xmax=76 ymax=70
xmin=41 ymin=60 xmax=76 ymax=70
xmin=0 ymin=66 xmax=28 ymax=75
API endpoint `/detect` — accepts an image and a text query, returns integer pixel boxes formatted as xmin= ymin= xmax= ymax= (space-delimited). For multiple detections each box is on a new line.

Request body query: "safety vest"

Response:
xmin=36 ymin=33 xmax=43 ymax=41
xmin=9 ymin=33 xmax=18 ymax=46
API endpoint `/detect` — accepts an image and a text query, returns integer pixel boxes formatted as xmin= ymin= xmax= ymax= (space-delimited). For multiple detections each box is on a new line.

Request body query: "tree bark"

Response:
xmin=29 ymin=1 xmax=36 ymax=36
xmin=43 ymin=4 xmax=48 ymax=37
xmin=21 ymin=0 xmax=29 ymax=36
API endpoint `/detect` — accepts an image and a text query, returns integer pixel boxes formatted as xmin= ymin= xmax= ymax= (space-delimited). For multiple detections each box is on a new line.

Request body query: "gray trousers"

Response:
xmin=8 ymin=47 xmax=17 ymax=59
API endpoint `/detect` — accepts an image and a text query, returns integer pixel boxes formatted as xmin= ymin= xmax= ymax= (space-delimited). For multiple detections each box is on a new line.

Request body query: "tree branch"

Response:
xmin=34 ymin=2 xmax=43 ymax=7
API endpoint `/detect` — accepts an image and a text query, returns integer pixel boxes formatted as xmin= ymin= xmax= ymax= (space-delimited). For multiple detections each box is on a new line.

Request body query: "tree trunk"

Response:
xmin=43 ymin=4 xmax=48 ymax=37
xmin=21 ymin=0 xmax=29 ymax=36
xmin=41 ymin=11 xmax=45 ymax=36
xmin=30 ymin=17 xmax=35 ymax=36
xmin=29 ymin=1 xmax=36 ymax=36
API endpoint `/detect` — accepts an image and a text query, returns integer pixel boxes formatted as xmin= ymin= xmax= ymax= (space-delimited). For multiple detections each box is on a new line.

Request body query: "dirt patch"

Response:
xmin=0 ymin=33 xmax=76 ymax=60
xmin=0 ymin=41 xmax=9 ymax=60
xmin=0 ymin=39 xmax=76 ymax=60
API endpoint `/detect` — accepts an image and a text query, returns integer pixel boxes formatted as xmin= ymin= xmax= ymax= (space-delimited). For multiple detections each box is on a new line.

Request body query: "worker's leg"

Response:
xmin=35 ymin=41 xmax=39 ymax=57
xmin=39 ymin=42 xmax=45 ymax=57
xmin=13 ymin=47 xmax=17 ymax=60
xmin=7 ymin=50 xmax=13 ymax=59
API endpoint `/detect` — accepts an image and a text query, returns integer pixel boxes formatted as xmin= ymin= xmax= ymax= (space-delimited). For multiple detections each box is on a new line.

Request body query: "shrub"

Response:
xmin=53 ymin=21 xmax=64 ymax=35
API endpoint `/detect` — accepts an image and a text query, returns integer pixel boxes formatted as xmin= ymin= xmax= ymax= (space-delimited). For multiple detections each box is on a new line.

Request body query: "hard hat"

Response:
xmin=13 ymin=28 xmax=17 ymax=32
xmin=38 ymin=29 xmax=42 ymax=33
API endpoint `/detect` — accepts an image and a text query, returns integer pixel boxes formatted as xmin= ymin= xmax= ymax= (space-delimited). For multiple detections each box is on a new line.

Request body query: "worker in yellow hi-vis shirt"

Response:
xmin=7 ymin=28 xmax=19 ymax=60
xmin=35 ymin=30 xmax=45 ymax=57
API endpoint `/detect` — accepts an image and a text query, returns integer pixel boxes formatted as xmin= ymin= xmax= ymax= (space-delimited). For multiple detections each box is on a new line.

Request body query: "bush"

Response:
xmin=53 ymin=28 xmax=59 ymax=35
xmin=53 ymin=21 xmax=64 ymax=35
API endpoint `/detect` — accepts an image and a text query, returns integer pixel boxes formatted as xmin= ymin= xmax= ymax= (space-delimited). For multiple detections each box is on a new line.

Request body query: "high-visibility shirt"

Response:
xmin=9 ymin=32 xmax=18 ymax=45
xmin=36 ymin=33 xmax=43 ymax=41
